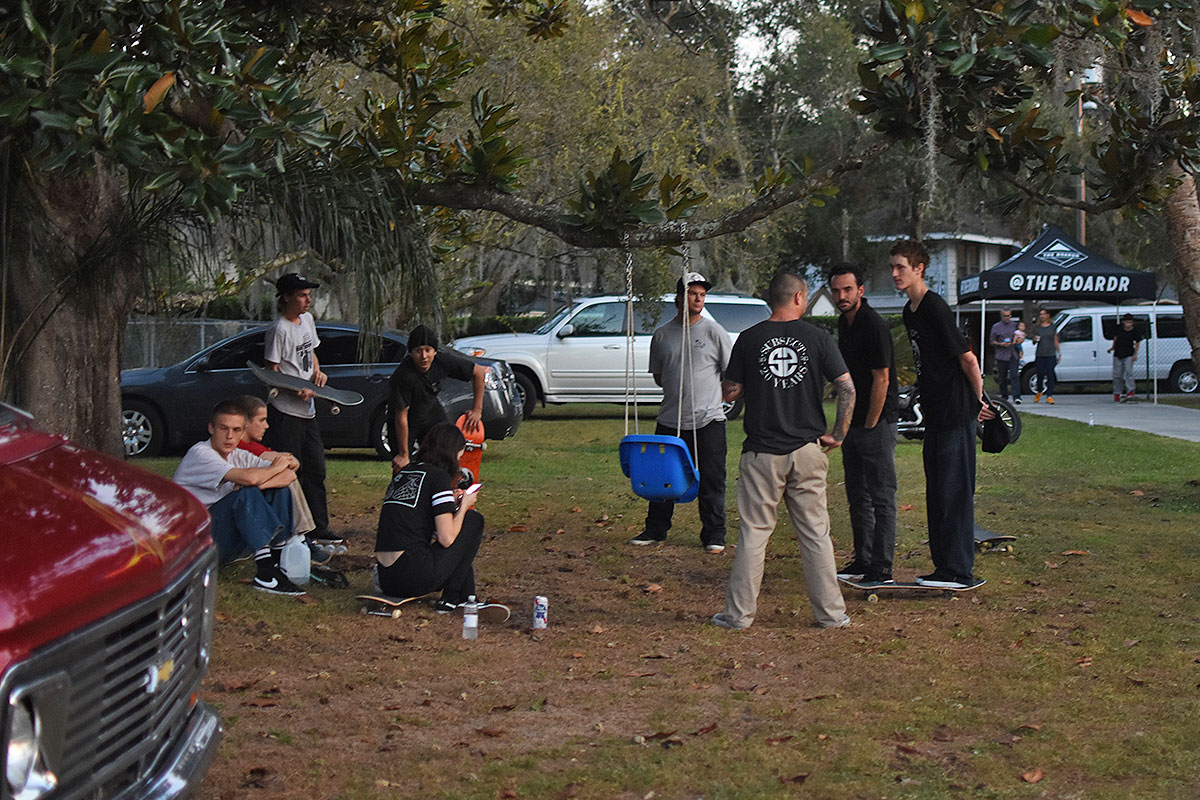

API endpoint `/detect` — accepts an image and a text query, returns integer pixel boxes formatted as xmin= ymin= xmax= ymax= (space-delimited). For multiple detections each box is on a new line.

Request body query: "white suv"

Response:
xmin=1019 ymin=304 xmax=1197 ymax=394
xmin=455 ymin=295 xmax=771 ymax=417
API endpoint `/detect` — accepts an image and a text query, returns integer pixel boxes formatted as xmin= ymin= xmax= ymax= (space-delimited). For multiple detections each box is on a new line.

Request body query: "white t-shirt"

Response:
xmin=649 ymin=315 xmax=731 ymax=429
xmin=264 ymin=312 xmax=321 ymax=418
xmin=173 ymin=441 xmax=271 ymax=507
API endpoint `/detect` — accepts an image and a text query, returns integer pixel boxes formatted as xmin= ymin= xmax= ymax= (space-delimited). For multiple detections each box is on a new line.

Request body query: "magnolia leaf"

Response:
xmin=1125 ymin=8 xmax=1154 ymax=27
xmin=143 ymin=72 xmax=176 ymax=114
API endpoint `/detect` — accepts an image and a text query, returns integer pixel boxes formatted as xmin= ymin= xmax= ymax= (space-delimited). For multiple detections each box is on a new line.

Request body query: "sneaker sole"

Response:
xmin=253 ymin=584 xmax=306 ymax=596
xmin=629 ymin=539 xmax=665 ymax=546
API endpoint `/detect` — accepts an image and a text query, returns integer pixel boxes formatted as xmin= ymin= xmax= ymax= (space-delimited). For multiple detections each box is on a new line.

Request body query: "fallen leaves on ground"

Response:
xmin=1061 ymin=549 xmax=1091 ymax=556
xmin=1016 ymin=723 xmax=1043 ymax=731
xmin=1074 ymin=656 xmax=1094 ymax=667
xmin=691 ymin=722 xmax=718 ymax=736
xmin=508 ymin=524 xmax=528 ymax=533
xmin=643 ymin=583 xmax=663 ymax=593
xmin=779 ymin=773 xmax=809 ymax=784
xmin=1021 ymin=768 xmax=1045 ymax=784
xmin=766 ymin=735 xmax=795 ymax=745
xmin=242 ymin=766 xmax=276 ymax=789
xmin=899 ymin=504 xmax=915 ymax=511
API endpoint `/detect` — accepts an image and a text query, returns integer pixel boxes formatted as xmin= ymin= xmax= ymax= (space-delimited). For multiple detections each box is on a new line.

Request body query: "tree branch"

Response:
xmin=408 ymin=140 xmax=890 ymax=248
xmin=992 ymin=169 xmax=1136 ymax=215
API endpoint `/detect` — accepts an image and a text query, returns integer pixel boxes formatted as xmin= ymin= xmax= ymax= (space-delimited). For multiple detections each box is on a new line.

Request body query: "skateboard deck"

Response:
xmin=357 ymin=593 xmax=436 ymax=618
xmin=839 ymin=577 xmax=985 ymax=602
xmin=456 ymin=413 xmax=485 ymax=480
xmin=247 ymin=361 xmax=364 ymax=410
xmin=974 ymin=524 xmax=1016 ymax=552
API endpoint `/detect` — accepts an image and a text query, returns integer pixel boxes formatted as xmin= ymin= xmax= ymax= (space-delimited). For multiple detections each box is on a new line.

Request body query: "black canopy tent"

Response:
xmin=956 ymin=224 xmax=1165 ymax=400
xmin=957 ymin=224 xmax=1156 ymax=303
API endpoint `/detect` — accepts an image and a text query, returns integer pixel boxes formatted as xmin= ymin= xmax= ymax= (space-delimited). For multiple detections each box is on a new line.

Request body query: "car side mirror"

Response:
xmin=192 ymin=356 xmax=211 ymax=372
xmin=556 ymin=324 xmax=575 ymax=339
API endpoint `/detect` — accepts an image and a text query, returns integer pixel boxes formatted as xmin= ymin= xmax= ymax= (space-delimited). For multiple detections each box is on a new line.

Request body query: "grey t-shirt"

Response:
xmin=1034 ymin=324 xmax=1056 ymax=357
xmin=649 ymin=315 xmax=731 ymax=430
xmin=264 ymin=312 xmax=320 ymax=419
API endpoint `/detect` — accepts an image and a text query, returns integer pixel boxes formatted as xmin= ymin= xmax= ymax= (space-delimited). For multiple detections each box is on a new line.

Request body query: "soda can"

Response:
xmin=532 ymin=596 xmax=548 ymax=629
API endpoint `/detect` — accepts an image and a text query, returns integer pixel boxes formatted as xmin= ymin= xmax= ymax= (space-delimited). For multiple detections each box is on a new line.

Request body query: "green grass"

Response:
xmin=162 ymin=403 xmax=1200 ymax=800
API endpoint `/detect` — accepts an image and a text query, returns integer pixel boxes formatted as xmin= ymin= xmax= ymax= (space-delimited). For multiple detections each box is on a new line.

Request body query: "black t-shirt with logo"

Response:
xmin=902 ymin=291 xmax=977 ymax=430
xmin=375 ymin=463 xmax=457 ymax=552
xmin=1112 ymin=326 xmax=1141 ymax=358
xmin=837 ymin=299 xmax=898 ymax=427
xmin=388 ymin=349 xmax=476 ymax=450
xmin=727 ymin=319 xmax=848 ymax=455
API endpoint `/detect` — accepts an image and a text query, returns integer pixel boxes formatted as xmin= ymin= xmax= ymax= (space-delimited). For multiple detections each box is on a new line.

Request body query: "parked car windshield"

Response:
xmin=535 ymin=305 xmax=574 ymax=335
xmin=707 ymin=301 xmax=770 ymax=333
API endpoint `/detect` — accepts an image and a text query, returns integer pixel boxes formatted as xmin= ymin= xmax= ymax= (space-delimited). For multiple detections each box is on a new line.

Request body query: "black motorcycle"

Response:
xmin=896 ymin=386 xmax=1022 ymax=444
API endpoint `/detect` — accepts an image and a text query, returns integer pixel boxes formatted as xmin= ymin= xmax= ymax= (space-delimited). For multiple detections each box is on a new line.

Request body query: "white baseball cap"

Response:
xmin=676 ymin=271 xmax=712 ymax=292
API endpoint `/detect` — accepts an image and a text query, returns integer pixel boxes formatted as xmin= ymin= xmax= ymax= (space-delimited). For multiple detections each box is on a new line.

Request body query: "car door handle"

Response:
xmin=604 ymin=344 xmax=622 ymax=350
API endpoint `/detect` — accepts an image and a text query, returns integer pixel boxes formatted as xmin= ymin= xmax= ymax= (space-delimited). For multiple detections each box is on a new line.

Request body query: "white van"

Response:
xmin=454 ymin=294 xmax=771 ymax=417
xmin=1019 ymin=304 xmax=1196 ymax=394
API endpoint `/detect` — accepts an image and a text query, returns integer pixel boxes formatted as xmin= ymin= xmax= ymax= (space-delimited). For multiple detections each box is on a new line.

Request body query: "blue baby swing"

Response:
xmin=618 ymin=236 xmax=701 ymax=503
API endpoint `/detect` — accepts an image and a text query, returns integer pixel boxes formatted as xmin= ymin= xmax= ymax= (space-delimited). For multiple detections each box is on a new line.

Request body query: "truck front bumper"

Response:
xmin=138 ymin=701 xmax=222 ymax=800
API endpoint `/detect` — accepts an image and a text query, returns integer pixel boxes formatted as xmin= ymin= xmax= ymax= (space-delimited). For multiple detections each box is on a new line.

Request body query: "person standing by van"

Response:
xmin=1107 ymin=313 xmax=1141 ymax=402
xmin=1031 ymin=308 xmax=1060 ymax=404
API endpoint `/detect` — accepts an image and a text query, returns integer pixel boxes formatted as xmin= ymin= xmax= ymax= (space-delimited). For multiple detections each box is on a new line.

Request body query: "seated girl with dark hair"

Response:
xmin=374 ymin=422 xmax=503 ymax=614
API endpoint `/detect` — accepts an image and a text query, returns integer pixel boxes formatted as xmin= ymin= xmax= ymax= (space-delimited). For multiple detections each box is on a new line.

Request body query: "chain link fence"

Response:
xmin=122 ymin=318 xmax=267 ymax=370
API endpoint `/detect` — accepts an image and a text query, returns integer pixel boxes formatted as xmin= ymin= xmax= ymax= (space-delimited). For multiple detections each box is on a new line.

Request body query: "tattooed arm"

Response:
xmin=818 ymin=372 xmax=855 ymax=452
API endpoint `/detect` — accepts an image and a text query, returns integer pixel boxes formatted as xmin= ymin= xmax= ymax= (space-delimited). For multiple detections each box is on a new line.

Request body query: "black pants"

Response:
xmin=995 ymin=357 xmax=1021 ymax=400
xmin=264 ymin=407 xmax=329 ymax=537
xmin=378 ymin=510 xmax=484 ymax=604
xmin=643 ymin=419 xmax=727 ymax=546
xmin=922 ymin=423 xmax=977 ymax=580
xmin=842 ymin=422 xmax=898 ymax=574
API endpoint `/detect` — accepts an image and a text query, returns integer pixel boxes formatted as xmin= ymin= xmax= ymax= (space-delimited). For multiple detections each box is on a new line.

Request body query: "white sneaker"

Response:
xmin=711 ymin=612 xmax=749 ymax=630
xmin=705 ymin=544 xmax=726 ymax=554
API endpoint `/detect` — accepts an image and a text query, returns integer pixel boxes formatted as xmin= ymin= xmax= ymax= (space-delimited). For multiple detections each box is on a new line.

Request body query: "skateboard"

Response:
xmin=456 ymin=413 xmax=485 ymax=480
xmin=357 ymin=593 xmax=436 ymax=618
xmin=974 ymin=524 xmax=1016 ymax=553
xmin=838 ymin=577 xmax=985 ymax=603
xmin=247 ymin=361 xmax=364 ymax=413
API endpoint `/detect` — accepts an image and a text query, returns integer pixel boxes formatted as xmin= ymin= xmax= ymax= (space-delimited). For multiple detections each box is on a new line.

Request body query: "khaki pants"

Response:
xmin=288 ymin=481 xmax=317 ymax=536
xmin=722 ymin=445 xmax=848 ymax=628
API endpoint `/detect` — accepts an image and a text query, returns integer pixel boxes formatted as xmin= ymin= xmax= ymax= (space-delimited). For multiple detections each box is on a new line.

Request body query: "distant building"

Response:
xmin=864 ymin=231 xmax=1023 ymax=310
xmin=806 ymin=285 xmax=837 ymax=317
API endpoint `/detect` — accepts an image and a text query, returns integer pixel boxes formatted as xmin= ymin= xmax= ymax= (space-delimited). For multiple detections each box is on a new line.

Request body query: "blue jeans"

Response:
xmin=208 ymin=486 xmax=292 ymax=564
xmin=1034 ymin=356 xmax=1056 ymax=395
xmin=643 ymin=420 xmax=727 ymax=546
xmin=1112 ymin=356 xmax=1135 ymax=395
xmin=842 ymin=422 xmax=898 ymax=574
xmin=922 ymin=423 xmax=976 ymax=580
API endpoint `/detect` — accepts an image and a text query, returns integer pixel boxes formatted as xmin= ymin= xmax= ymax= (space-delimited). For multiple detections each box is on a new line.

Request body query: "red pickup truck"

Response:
xmin=0 ymin=403 xmax=220 ymax=799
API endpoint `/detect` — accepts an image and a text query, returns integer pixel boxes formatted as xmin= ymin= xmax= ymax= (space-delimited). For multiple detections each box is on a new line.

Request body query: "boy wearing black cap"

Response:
xmin=263 ymin=273 xmax=336 ymax=549
xmin=388 ymin=324 xmax=488 ymax=473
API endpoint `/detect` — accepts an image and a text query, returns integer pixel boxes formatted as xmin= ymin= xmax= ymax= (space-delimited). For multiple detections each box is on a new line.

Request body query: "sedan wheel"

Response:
xmin=122 ymin=400 xmax=164 ymax=457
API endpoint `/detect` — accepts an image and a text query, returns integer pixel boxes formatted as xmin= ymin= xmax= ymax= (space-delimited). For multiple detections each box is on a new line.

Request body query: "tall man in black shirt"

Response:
xmin=712 ymin=272 xmax=856 ymax=631
xmin=890 ymin=240 xmax=994 ymax=589
xmin=388 ymin=325 xmax=487 ymax=473
xmin=830 ymin=264 xmax=899 ymax=585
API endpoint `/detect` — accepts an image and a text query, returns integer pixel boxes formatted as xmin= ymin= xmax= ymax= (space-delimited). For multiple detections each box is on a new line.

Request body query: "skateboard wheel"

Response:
xmin=392 ymin=609 xmax=402 ymax=619
xmin=267 ymin=388 xmax=279 ymax=400
xmin=330 ymin=405 xmax=340 ymax=416
xmin=867 ymin=593 xmax=878 ymax=603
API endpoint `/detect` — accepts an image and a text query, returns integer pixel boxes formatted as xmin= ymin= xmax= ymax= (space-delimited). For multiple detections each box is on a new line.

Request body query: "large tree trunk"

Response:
xmin=1162 ymin=164 xmax=1200 ymax=376
xmin=3 ymin=168 xmax=138 ymax=456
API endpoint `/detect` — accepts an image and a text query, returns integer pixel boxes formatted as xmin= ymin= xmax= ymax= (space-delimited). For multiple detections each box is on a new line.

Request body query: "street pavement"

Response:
xmin=1015 ymin=392 xmax=1200 ymax=443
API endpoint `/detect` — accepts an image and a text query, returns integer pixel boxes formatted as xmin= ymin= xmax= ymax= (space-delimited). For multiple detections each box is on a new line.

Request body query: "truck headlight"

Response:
xmin=462 ymin=346 xmax=486 ymax=357
xmin=199 ymin=562 xmax=218 ymax=669
xmin=6 ymin=694 xmax=55 ymax=798
xmin=5 ymin=698 xmax=36 ymax=793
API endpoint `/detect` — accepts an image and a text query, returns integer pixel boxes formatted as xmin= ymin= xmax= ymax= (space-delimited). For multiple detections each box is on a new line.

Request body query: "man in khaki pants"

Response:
xmin=712 ymin=272 xmax=856 ymax=630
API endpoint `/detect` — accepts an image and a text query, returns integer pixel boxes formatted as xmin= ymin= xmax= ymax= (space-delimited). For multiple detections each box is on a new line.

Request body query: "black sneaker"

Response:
xmin=630 ymin=531 xmax=666 ymax=546
xmin=435 ymin=599 xmax=461 ymax=614
xmin=862 ymin=571 xmax=895 ymax=585
xmin=836 ymin=560 xmax=868 ymax=580
xmin=253 ymin=567 xmax=306 ymax=596
xmin=310 ymin=531 xmax=344 ymax=546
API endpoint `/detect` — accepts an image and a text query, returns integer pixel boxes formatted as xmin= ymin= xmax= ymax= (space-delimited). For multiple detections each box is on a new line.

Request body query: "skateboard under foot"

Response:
xmin=838 ymin=577 xmax=985 ymax=603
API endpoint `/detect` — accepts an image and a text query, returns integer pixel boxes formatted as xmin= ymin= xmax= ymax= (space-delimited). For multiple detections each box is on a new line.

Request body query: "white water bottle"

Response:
xmin=462 ymin=595 xmax=479 ymax=640
xmin=280 ymin=535 xmax=311 ymax=585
